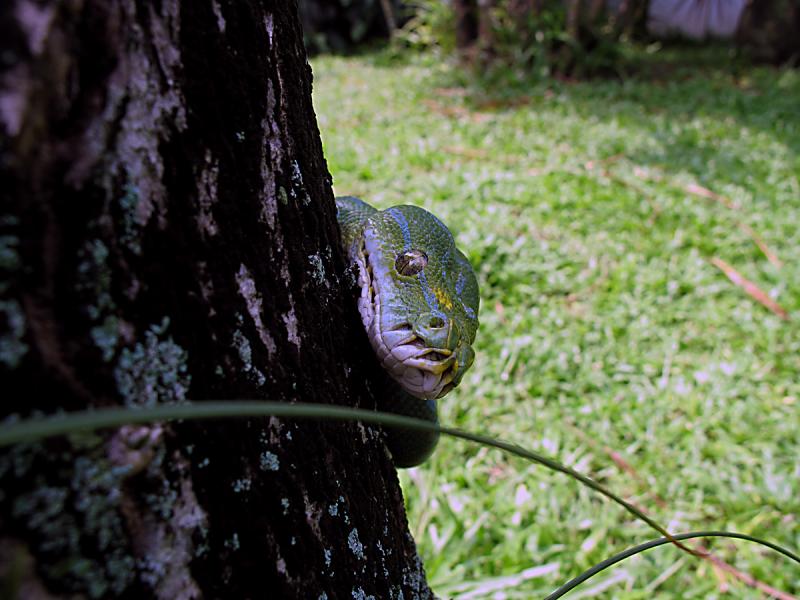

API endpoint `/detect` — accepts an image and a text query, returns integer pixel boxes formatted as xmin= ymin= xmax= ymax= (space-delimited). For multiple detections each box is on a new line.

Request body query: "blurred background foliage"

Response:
xmin=298 ymin=0 xmax=404 ymax=54
xmin=300 ymin=0 xmax=799 ymax=77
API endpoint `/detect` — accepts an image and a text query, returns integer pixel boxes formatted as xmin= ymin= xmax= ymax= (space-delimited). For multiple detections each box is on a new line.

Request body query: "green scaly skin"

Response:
xmin=336 ymin=196 xmax=480 ymax=467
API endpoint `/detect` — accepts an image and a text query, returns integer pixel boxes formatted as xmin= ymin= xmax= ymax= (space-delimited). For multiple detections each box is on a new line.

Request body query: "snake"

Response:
xmin=336 ymin=196 xmax=480 ymax=467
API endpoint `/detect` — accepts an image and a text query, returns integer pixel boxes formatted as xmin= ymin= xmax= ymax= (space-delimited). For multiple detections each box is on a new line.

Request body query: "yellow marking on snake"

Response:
xmin=433 ymin=287 xmax=454 ymax=311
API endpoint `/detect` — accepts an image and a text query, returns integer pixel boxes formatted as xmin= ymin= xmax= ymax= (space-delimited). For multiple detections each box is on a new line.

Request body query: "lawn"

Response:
xmin=312 ymin=47 xmax=800 ymax=598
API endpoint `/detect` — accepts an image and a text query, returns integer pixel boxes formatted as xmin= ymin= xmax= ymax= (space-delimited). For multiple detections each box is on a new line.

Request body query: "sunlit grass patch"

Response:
xmin=313 ymin=48 xmax=799 ymax=598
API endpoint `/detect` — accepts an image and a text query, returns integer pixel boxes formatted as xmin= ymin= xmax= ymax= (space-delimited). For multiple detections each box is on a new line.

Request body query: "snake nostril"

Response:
xmin=428 ymin=316 xmax=445 ymax=329
xmin=413 ymin=312 xmax=452 ymax=347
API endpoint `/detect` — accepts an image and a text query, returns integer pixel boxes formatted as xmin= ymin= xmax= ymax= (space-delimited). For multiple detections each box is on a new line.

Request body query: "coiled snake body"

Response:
xmin=336 ymin=197 xmax=480 ymax=467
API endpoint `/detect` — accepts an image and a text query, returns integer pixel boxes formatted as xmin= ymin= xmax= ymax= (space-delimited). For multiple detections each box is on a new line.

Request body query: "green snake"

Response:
xmin=336 ymin=197 xmax=480 ymax=467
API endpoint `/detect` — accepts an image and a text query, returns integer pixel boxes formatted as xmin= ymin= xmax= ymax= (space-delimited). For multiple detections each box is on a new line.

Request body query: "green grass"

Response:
xmin=312 ymin=47 xmax=800 ymax=598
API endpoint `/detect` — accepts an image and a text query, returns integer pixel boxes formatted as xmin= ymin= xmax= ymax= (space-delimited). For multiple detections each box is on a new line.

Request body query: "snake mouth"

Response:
xmin=373 ymin=324 xmax=459 ymax=399
xmin=357 ymin=238 xmax=460 ymax=400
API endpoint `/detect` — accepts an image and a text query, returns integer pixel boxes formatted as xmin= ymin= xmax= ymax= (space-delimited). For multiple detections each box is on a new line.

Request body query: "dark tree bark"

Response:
xmin=610 ymin=0 xmax=648 ymax=38
xmin=454 ymin=0 xmax=478 ymax=51
xmin=0 ymin=1 xmax=433 ymax=598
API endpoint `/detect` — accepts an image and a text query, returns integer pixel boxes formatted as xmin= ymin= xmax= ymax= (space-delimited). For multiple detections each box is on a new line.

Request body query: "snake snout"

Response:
xmin=412 ymin=311 xmax=455 ymax=352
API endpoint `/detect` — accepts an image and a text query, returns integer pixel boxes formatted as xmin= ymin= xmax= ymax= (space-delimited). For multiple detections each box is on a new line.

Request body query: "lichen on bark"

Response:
xmin=1 ymin=1 xmax=434 ymax=598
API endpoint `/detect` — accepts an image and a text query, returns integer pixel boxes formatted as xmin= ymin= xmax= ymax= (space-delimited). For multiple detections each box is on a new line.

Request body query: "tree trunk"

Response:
xmin=565 ymin=0 xmax=581 ymax=39
xmin=0 ymin=1 xmax=433 ymax=598
xmin=476 ymin=0 xmax=495 ymax=63
xmin=454 ymin=0 xmax=478 ymax=52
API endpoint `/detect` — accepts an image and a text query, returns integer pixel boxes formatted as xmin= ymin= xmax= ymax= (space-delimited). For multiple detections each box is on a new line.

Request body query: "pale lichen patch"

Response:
xmin=108 ymin=425 xmax=164 ymax=478
xmin=263 ymin=13 xmax=274 ymax=46
xmin=232 ymin=327 xmax=267 ymax=386
xmin=303 ymin=494 xmax=323 ymax=539
xmin=352 ymin=586 xmax=376 ymax=600
xmin=235 ymin=263 xmax=277 ymax=356
xmin=259 ymin=80 xmax=282 ymax=229
xmin=232 ymin=478 xmax=252 ymax=493
xmin=119 ymin=183 xmax=144 ymax=255
xmin=308 ymin=252 xmax=329 ymax=288
xmin=0 ymin=299 xmax=28 ymax=368
xmin=99 ymin=2 xmax=187 ymax=231
xmin=401 ymin=552 xmax=428 ymax=598
xmin=114 ymin=318 xmax=190 ymax=407
xmin=282 ymin=296 xmax=301 ymax=348
xmin=290 ymin=159 xmax=311 ymax=205
xmin=130 ymin=452 xmax=208 ymax=600
xmin=224 ymin=533 xmax=240 ymax=551
xmin=91 ymin=316 xmax=120 ymax=362
xmin=75 ymin=238 xmax=124 ymax=362
xmin=77 ymin=239 xmax=113 ymax=321
xmin=15 ymin=1 xmax=55 ymax=55
xmin=347 ymin=528 xmax=365 ymax=560
xmin=259 ymin=451 xmax=280 ymax=472
xmin=211 ymin=0 xmax=226 ymax=32
xmin=276 ymin=557 xmax=287 ymax=574
xmin=0 ymin=218 xmax=20 ymax=271
xmin=7 ymin=441 xmax=136 ymax=598
xmin=0 ymin=64 xmax=29 ymax=137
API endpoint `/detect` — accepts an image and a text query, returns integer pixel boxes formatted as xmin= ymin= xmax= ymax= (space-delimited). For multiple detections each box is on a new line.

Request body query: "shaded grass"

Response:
xmin=312 ymin=47 xmax=800 ymax=598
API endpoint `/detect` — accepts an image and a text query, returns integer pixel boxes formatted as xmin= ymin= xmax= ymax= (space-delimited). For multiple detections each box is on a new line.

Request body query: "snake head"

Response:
xmin=354 ymin=205 xmax=480 ymax=400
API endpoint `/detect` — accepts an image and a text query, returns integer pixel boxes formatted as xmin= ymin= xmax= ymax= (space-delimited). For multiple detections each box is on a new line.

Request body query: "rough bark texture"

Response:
xmin=0 ymin=1 xmax=433 ymax=598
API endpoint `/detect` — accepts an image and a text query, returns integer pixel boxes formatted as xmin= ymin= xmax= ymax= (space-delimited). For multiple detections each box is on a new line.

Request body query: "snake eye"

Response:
xmin=395 ymin=250 xmax=428 ymax=276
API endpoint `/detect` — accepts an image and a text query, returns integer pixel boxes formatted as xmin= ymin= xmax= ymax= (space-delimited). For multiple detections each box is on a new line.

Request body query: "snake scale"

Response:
xmin=336 ymin=197 xmax=480 ymax=467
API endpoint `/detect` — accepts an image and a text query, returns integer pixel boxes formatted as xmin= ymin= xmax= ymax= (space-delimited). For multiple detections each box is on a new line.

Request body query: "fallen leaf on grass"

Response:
xmin=584 ymin=154 xmax=625 ymax=171
xmin=628 ymin=167 xmax=782 ymax=267
xmin=432 ymin=87 xmax=469 ymax=98
xmin=711 ymin=257 xmax=789 ymax=320
xmin=443 ymin=146 xmax=490 ymax=160
xmin=706 ymin=554 xmax=798 ymax=600
xmin=629 ymin=168 xmax=739 ymax=209
xmin=684 ymin=182 xmax=739 ymax=210
xmin=420 ymin=99 xmax=493 ymax=123
xmin=737 ymin=223 xmax=783 ymax=269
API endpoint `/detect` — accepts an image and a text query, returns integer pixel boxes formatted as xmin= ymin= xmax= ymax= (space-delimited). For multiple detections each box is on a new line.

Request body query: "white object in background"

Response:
xmin=647 ymin=0 xmax=748 ymax=39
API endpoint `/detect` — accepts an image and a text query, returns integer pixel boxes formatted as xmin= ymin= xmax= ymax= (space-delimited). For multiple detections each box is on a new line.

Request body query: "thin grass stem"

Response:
xmin=545 ymin=530 xmax=800 ymax=599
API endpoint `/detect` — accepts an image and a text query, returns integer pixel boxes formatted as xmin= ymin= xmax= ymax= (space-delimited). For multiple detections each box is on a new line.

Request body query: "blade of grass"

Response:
xmin=711 ymin=257 xmax=790 ymax=320
xmin=3 ymin=402 xmax=798 ymax=596
xmin=567 ymin=419 xmax=798 ymax=597
xmin=0 ymin=400 xmax=700 ymax=555
xmin=544 ymin=531 xmax=800 ymax=600
xmin=0 ymin=400 xmax=771 ymax=560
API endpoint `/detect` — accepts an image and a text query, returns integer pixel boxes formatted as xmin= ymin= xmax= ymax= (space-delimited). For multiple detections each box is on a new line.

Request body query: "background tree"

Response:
xmin=449 ymin=0 xmax=650 ymax=76
xmin=298 ymin=0 xmax=402 ymax=54
xmin=0 ymin=1 xmax=433 ymax=598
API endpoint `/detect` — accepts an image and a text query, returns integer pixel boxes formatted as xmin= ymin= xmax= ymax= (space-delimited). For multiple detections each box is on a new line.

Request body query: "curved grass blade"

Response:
xmin=545 ymin=530 xmax=800 ymax=600
xmin=0 ymin=401 xmax=780 ymax=561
